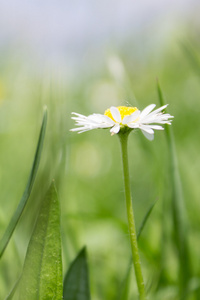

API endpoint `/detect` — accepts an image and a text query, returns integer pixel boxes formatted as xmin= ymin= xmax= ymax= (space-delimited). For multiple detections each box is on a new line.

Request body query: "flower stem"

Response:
xmin=118 ymin=131 xmax=146 ymax=300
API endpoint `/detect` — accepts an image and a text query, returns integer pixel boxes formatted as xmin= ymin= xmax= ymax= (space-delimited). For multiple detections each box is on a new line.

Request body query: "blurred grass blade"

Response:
xmin=0 ymin=107 xmax=47 ymax=258
xmin=157 ymin=81 xmax=191 ymax=297
xmin=137 ymin=201 xmax=156 ymax=241
xmin=63 ymin=247 xmax=91 ymax=300
xmin=117 ymin=259 xmax=132 ymax=300
xmin=180 ymin=41 xmax=200 ymax=76
xmin=118 ymin=201 xmax=156 ymax=300
xmin=18 ymin=181 xmax=63 ymax=300
xmin=4 ymin=277 xmax=20 ymax=300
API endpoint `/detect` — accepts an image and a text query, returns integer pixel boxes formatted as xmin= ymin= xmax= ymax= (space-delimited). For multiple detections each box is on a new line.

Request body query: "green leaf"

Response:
xmin=0 ymin=107 xmax=48 ymax=258
xmin=63 ymin=247 xmax=91 ymax=300
xmin=18 ymin=181 xmax=63 ymax=300
xmin=157 ymin=81 xmax=191 ymax=297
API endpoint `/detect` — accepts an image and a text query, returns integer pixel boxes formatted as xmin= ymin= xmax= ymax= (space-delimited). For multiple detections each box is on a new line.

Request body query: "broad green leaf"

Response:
xmin=18 ymin=181 xmax=63 ymax=300
xmin=157 ymin=81 xmax=191 ymax=297
xmin=117 ymin=201 xmax=156 ymax=300
xmin=0 ymin=107 xmax=48 ymax=258
xmin=63 ymin=247 xmax=91 ymax=300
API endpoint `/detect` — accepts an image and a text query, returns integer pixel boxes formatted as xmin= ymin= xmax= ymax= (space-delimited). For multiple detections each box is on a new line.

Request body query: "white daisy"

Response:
xmin=71 ymin=104 xmax=173 ymax=140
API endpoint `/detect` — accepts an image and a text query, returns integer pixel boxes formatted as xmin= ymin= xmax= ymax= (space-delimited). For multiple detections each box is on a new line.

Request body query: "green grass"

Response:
xmin=0 ymin=36 xmax=200 ymax=299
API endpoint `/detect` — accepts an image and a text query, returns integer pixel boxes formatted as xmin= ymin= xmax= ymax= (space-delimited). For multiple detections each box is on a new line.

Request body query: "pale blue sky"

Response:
xmin=0 ymin=0 xmax=199 ymax=71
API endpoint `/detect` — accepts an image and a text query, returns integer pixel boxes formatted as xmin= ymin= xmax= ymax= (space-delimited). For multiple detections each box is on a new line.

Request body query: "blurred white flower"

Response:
xmin=71 ymin=104 xmax=173 ymax=140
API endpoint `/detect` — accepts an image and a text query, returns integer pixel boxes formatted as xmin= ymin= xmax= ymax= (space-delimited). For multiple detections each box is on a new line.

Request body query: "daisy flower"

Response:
xmin=71 ymin=104 xmax=173 ymax=140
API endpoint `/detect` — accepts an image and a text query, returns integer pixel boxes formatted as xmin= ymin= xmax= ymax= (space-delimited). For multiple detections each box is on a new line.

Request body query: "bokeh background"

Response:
xmin=0 ymin=0 xmax=200 ymax=299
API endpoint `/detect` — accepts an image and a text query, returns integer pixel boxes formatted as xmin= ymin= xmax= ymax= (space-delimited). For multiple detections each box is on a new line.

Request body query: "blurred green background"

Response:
xmin=0 ymin=1 xmax=200 ymax=299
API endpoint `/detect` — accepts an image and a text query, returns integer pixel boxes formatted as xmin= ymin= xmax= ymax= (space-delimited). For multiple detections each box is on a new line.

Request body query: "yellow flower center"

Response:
xmin=104 ymin=106 xmax=138 ymax=122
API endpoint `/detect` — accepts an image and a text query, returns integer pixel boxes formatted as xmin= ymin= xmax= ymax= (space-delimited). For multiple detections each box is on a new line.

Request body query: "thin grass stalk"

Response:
xmin=118 ymin=131 xmax=146 ymax=300
xmin=157 ymin=82 xmax=191 ymax=298
xmin=118 ymin=200 xmax=156 ymax=300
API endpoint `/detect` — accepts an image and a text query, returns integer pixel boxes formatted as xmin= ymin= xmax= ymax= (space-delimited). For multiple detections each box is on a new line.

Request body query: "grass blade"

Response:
xmin=63 ymin=247 xmax=91 ymax=300
xmin=117 ymin=201 xmax=156 ymax=300
xmin=157 ymin=81 xmax=191 ymax=298
xmin=137 ymin=201 xmax=156 ymax=241
xmin=0 ymin=107 xmax=47 ymax=258
xmin=18 ymin=181 xmax=63 ymax=300
xmin=4 ymin=277 xmax=20 ymax=300
xmin=180 ymin=41 xmax=200 ymax=77
xmin=117 ymin=259 xmax=132 ymax=300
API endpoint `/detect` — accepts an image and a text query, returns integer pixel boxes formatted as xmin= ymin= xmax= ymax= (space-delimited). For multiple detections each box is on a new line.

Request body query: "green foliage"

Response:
xmin=117 ymin=258 xmax=132 ymax=300
xmin=117 ymin=201 xmax=156 ymax=300
xmin=181 ymin=41 xmax=200 ymax=77
xmin=17 ymin=182 xmax=63 ymax=300
xmin=5 ymin=279 xmax=20 ymax=300
xmin=63 ymin=247 xmax=91 ymax=300
xmin=0 ymin=107 xmax=47 ymax=258
xmin=137 ymin=201 xmax=157 ymax=241
xmin=157 ymin=81 xmax=191 ymax=298
xmin=1 ymin=35 xmax=200 ymax=300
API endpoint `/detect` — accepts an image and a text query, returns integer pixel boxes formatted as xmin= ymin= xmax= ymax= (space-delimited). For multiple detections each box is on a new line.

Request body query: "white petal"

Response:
xmin=137 ymin=106 xmax=173 ymax=126
xmin=110 ymin=124 xmax=120 ymax=134
xmin=70 ymin=127 xmax=84 ymax=132
xmin=71 ymin=111 xmax=116 ymax=133
xmin=147 ymin=125 xmax=164 ymax=130
xmin=140 ymin=104 xmax=156 ymax=119
xmin=127 ymin=123 xmax=139 ymax=129
xmin=110 ymin=106 xmax=121 ymax=123
xmin=139 ymin=125 xmax=154 ymax=134
xmin=70 ymin=127 xmax=93 ymax=133
xmin=71 ymin=112 xmax=87 ymax=118
xmin=146 ymin=104 xmax=168 ymax=118
xmin=98 ymin=115 xmax=116 ymax=125
xmin=141 ymin=130 xmax=154 ymax=140
xmin=122 ymin=110 xmax=140 ymax=124
xmin=89 ymin=115 xmax=115 ymax=127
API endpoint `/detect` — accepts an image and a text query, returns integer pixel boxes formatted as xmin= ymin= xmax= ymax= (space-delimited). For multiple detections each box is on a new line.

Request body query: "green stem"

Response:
xmin=118 ymin=131 xmax=146 ymax=300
